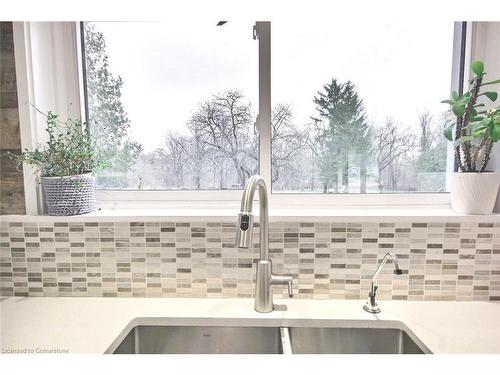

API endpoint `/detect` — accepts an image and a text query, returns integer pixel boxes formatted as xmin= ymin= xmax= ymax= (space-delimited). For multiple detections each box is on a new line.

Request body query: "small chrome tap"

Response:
xmin=236 ymin=175 xmax=293 ymax=313
xmin=363 ymin=252 xmax=402 ymax=314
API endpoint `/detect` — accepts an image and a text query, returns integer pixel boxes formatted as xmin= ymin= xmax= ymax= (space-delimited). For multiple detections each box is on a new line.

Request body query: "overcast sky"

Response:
xmin=90 ymin=19 xmax=454 ymax=152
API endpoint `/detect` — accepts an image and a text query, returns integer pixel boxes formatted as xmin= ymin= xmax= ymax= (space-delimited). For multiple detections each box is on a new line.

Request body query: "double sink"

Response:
xmin=108 ymin=320 xmax=431 ymax=354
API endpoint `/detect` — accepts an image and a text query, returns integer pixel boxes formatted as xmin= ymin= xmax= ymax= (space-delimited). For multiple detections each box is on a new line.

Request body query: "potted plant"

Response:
xmin=442 ymin=60 xmax=500 ymax=214
xmin=7 ymin=110 xmax=106 ymax=216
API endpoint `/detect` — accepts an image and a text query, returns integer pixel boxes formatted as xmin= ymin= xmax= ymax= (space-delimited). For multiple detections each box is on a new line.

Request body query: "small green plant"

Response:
xmin=6 ymin=110 xmax=107 ymax=177
xmin=442 ymin=60 xmax=500 ymax=172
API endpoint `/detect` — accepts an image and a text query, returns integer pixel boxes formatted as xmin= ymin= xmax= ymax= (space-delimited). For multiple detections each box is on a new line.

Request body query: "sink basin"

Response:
xmin=289 ymin=327 xmax=427 ymax=354
xmin=112 ymin=325 xmax=284 ymax=354
xmin=108 ymin=321 xmax=430 ymax=354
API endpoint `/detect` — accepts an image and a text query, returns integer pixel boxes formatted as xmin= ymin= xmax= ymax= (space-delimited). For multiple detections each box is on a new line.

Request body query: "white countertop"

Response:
xmin=1 ymin=297 xmax=499 ymax=354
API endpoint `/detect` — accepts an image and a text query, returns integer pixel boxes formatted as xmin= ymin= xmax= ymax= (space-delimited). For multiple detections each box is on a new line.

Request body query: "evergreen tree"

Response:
xmin=311 ymin=79 xmax=370 ymax=193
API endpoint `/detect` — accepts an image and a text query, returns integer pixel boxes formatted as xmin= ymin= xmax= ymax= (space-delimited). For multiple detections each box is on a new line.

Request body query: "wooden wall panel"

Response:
xmin=1 ymin=22 xmax=26 ymax=214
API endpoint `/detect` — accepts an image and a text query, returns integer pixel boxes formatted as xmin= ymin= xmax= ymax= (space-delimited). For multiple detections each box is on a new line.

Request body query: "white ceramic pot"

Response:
xmin=449 ymin=172 xmax=500 ymax=214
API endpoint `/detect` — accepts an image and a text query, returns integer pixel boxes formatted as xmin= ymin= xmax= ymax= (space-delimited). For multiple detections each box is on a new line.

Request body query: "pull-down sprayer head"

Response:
xmin=236 ymin=212 xmax=254 ymax=249
xmin=235 ymin=175 xmax=269 ymax=261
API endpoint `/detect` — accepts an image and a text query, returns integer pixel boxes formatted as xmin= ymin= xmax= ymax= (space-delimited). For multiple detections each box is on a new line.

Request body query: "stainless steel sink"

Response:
xmin=289 ymin=327 xmax=427 ymax=354
xmin=112 ymin=326 xmax=284 ymax=354
xmin=108 ymin=322 xmax=431 ymax=354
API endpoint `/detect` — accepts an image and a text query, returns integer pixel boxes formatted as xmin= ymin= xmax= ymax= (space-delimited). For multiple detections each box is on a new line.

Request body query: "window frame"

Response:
xmin=15 ymin=21 xmax=470 ymax=213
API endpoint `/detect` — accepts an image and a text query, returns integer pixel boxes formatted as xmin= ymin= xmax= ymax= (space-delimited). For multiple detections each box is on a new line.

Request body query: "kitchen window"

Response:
xmin=82 ymin=21 xmax=258 ymax=191
xmin=81 ymin=20 xmax=465 ymax=203
xmin=271 ymin=19 xmax=457 ymax=194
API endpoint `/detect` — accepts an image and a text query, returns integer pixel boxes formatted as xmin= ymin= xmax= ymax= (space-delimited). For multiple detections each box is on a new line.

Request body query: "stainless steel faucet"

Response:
xmin=363 ymin=252 xmax=402 ymax=314
xmin=236 ymin=175 xmax=293 ymax=313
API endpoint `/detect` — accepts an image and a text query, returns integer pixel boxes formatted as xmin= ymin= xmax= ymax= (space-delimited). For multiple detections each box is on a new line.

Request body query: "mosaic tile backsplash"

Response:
xmin=1 ymin=220 xmax=499 ymax=301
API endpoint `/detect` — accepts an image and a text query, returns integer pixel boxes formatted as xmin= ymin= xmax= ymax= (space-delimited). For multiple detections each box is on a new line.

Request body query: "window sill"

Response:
xmin=2 ymin=204 xmax=499 ymax=223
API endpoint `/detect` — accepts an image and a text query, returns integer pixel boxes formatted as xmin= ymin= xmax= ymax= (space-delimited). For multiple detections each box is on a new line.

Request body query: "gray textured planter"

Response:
xmin=41 ymin=173 xmax=96 ymax=216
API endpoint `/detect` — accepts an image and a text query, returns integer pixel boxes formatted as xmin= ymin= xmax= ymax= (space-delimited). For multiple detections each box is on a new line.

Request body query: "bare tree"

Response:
xmin=138 ymin=90 xmax=320 ymax=191
xmin=163 ymin=133 xmax=192 ymax=188
xmin=271 ymin=104 xmax=305 ymax=185
xmin=164 ymin=129 xmax=212 ymax=189
xmin=419 ymin=111 xmax=433 ymax=153
xmin=188 ymin=90 xmax=257 ymax=188
xmin=373 ymin=119 xmax=416 ymax=191
xmin=414 ymin=111 xmax=450 ymax=191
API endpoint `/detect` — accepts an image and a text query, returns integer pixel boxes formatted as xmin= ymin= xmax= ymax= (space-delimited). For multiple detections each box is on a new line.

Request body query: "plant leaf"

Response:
xmin=452 ymin=91 xmax=459 ymax=101
xmin=460 ymin=92 xmax=472 ymax=104
xmin=471 ymin=121 xmax=489 ymax=137
xmin=481 ymin=91 xmax=498 ymax=102
xmin=441 ymin=99 xmax=454 ymax=105
xmin=473 ymin=129 xmax=486 ymax=137
xmin=443 ymin=123 xmax=454 ymax=141
xmin=452 ymin=103 xmax=466 ymax=117
xmin=490 ymin=122 xmax=500 ymax=141
xmin=471 ymin=61 xmax=484 ymax=76
xmin=481 ymin=79 xmax=500 ymax=86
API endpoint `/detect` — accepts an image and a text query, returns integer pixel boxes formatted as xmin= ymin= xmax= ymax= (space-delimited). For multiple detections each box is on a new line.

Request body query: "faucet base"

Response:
xmin=254 ymin=260 xmax=274 ymax=313
xmin=363 ymin=302 xmax=381 ymax=314
xmin=254 ymin=260 xmax=294 ymax=313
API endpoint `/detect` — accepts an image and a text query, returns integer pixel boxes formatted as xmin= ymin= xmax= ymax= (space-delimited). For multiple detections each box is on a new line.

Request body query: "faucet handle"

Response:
xmin=286 ymin=277 xmax=293 ymax=298
xmin=271 ymin=274 xmax=294 ymax=298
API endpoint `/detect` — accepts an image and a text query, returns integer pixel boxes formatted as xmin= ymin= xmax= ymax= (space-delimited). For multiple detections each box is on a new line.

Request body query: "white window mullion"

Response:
xmin=446 ymin=22 xmax=470 ymax=185
xmin=75 ymin=22 xmax=88 ymax=124
xmin=255 ymin=21 xmax=272 ymax=188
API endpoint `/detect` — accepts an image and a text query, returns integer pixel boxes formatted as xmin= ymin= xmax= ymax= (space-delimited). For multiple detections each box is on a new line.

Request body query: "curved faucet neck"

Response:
xmin=369 ymin=252 xmax=399 ymax=294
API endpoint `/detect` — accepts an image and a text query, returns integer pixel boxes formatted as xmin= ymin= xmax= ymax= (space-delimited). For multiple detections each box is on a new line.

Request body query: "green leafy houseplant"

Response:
xmin=8 ymin=110 xmax=106 ymax=177
xmin=442 ymin=60 xmax=500 ymax=214
xmin=5 ymin=110 xmax=107 ymax=216
xmin=442 ymin=60 xmax=500 ymax=172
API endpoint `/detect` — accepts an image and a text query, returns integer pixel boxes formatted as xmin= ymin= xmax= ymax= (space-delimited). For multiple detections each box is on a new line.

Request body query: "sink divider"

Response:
xmin=280 ymin=327 xmax=292 ymax=354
